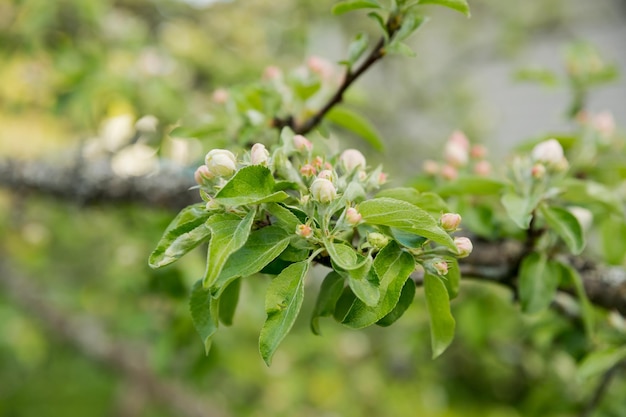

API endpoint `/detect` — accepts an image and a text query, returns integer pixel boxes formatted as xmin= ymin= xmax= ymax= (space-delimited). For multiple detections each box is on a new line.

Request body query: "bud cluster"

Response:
xmin=423 ymin=130 xmax=491 ymax=180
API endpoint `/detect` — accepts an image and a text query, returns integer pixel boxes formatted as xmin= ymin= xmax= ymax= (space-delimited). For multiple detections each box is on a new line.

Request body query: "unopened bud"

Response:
xmin=211 ymin=88 xmax=229 ymax=104
xmin=263 ymin=65 xmax=282 ymax=80
xmin=346 ymin=207 xmax=362 ymax=225
xmin=293 ymin=134 xmax=313 ymax=152
xmin=358 ymin=170 xmax=367 ymax=181
xmin=205 ymin=149 xmax=237 ymax=177
xmin=444 ymin=140 xmax=469 ymax=167
xmin=194 ymin=165 xmax=214 ymax=185
xmin=440 ymin=213 xmax=462 ymax=232
xmin=307 ymin=55 xmax=334 ymax=79
xmin=448 ymin=130 xmax=470 ymax=150
xmin=432 ymin=259 xmax=449 ymax=276
xmin=367 ymin=232 xmax=389 ymax=250
xmin=340 ymin=149 xmax=366 ymax=172
xmin=296 ymin=224 xmax=313 ymax=238
xmin=592 ymin=111 xmax=615 ymax=138
xmin=310 ymin=178 xmax=337 ymax=203
xmin=318 ymin=169 xmax=334 ymax=181
xmin=312 ymin=156 xmax=324 ymax=169
xmin=531 ymin=139 xmax=564 ymax=167
xmin=423 ymin=160 xmax=440 ymax=176
xmin=454 ymin=237 xmax=473 ymax=258
xmin=474 ymin=160 xmax=491 ymax=176
xmin=441 ymin=165 xmax=458 ymax=181
xmin=250 ymin=143 xmax=269 ymax=165
xmin=531 ymin=163 xmax=546 ymax=179
xmin=378 ymin=172 xmax=388 ymax=185
xmin=470 ymin=144 xmax=488 ymax=159
xmin=300 ymin=164 xmax=317 ymax=177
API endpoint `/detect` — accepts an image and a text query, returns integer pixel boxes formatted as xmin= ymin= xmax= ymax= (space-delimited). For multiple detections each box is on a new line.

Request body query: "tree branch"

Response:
xmin=578 ymin=360 xmax=625 ymax=417
xmin=0 ymin=259 xmax=229 ymax=417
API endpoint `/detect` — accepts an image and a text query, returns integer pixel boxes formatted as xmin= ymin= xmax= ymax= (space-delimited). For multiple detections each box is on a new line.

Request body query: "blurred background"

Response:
xmin=1 ymin=0 xmax=625 ymax=416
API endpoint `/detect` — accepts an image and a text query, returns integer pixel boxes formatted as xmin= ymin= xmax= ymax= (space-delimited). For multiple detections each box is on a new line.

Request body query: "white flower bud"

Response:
xmin=454 ymin=237 xmax=473 ymax=258
xmin=310 ymin=178 xmax=337 ymax=203
xmin=250 ymin=143 xmax=269 ymax=165
xmin=346 ymin=207 xmax=362 ymax=225
xmin=440 ymin=213 xmax=462 ymax=232
xmin=444 ymin=140 xmax=469 ymax=167
xmin=293 ymin=135 xmax=313 ymax=152
xmin=531 ymin=139 xmax=564 ymax=166
xmin=205 ymin=149 xmax=237 ymax=177
xmin=194 ymin=165 xmax=214 ymax=185
xmin=340 ymin=149 xmax=366 ymax=172
xmin=318 ymin=169 xmax=334 ymax=181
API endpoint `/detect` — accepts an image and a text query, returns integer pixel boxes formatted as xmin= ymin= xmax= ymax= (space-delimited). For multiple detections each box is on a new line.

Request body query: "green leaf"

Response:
xmin=392 ymin=13 xmax=428 ymax=43
xmin=259 ymin=261 xmax=309 ymax=366
xmin=148 ymin=204 xmax=212 ymax=268
xmin=326 ymin=241 xmax=368 ymax=270
xmin=203 ymin=211 xmax=255 ymax=288
xmin=385 ymin=41 xmax=416 ymax=57
xmin=266 ymin=203 xmax=302 ymax=233
xmin=342 ymin=241 xmax=415 ymax=328
xmin=540 ymin=205 xmax=585 ymax=255
xmin=557 ymin=261 xmax=594 ymax=337
xmin=332 ymin=0 xmax=381 ymax=15
xmin=442 ymin=257 xmax=460 ymax=299
xmin=518 ymin=253 xmax=560 ymax=314
xmin=561 ymin=179 xmax=623 ymax=215
xmin=218 ymin=278 xmax=241 ymax=326
xmin=501 ymin=192 xmax=534 ymax=229
xmin=311 ymin=271 xmax=345 ymax=335
xmin=389 ymin=227 xmax=427 ymax=249
xmin=514 ymin=67 xmax=560 ymax=87
xmin=358 ymin=197 xmax=456 ymax=251
xmin=214 ymin=165 xmax=288 ymax=206
xmin=424 ymin=272 xmax=456 ymax=358
xmin=170 ymin=124 xmax=223 ymax=139
xmin=345 ymin=256 xmax=380 ymax=307
xmin=437 ymin=177 xmax=506 ymax=197
xmin=347 ymin=32 xmax=370 ymax=67
xmin=326 ymin=106 xmax=384 ymax=151
xmin=190 ymin=280 xmax=218 ymax=355
xmin=418 ymin=0 xmax=470 ymax=17
xmin=377 ymin=278 xmax=416 ymax=327
xmin=210 ymin=226 xmax=291 ymax=296
xmin=600 ymin=215 xmax=626 ymax=265
xmin=578 ymin=346 xmax=626 ymax=380
xmin=376 ymin=187 xmax=421 ymax=205
xmin=367 ymin=12 xmax=388 ymax=39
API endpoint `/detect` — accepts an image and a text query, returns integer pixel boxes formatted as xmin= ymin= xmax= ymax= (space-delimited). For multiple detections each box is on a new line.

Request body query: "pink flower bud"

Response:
xmin=441 ymin=164 xmax=458 ymax=181
xmin=318 ymin=169 xmax=334 ymax=181
xmin=592 ymin=111 xmax=615 ymax=137
xmin=531 ymin=139 xmax=564 ymax=166
xmin=378 ymin=172 xmax=388 ymax=185
xmin=423 ymin=160 xmax=440 ymax=176
xmin=531 ymin=163 xmax=546 ymax=179
xmin=432 ymin=259 xmax=449 ymax=276
xmin=367 ymin=232 xmax=389 ymax=250
xmin=470 ymin=144 xmax=488 ymax=159
xmin=346 ymin=207 xmax=362 ymax=225
xmin=312 ymin=156 xmax=324 ymax=169
xmin=300 ymin=164 xmax=317 ymax=177
xmin=194 ymin=165 xmax=214 ymax=185
xmin=340 ymin=149 xmax=366 ymax=172
xmin=293 ymin=134 xmax=313 ymax=152
xmin=310 ymin=178 xmax=337 ymax=203
xmin=440 ymin=213 xmax=462 ymax=232
xmin=307 ymin=55 xmax=334 ymax=79
xmin=473 ymin=160 xmax=491 ymax=176
xmin=250 ymin=143 xmax=269 ymax=165
xmin=448 ymin=130 xmax=470 ymax=150
xmin=454 ymin=237 xmax=473 ymax=258
xmin=211 ymin=88 xmax=229 ymax=104
xmin=296 ymin=224 xmax=313 ymax=238
xmin=263 ymin=65 xmax=282 ymax=80
xmin=205 ymin=149 xmax=237 ymax=177
xmin=444 ymin=140 xmax=469 ymax=167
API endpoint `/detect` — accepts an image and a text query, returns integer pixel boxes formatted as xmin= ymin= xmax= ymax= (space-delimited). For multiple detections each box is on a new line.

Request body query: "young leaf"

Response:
xmin=190 ymin=280 xmax=218 ymax=355
xmin=342 ymin=241 xmax=415 ymax=328
xmin=259 ymin=261 xmax=309 ymax=366
xmin=437 ymin=177 xmax=506 ymax=197
xmin=203 ymin=211 xmax=255 ymax=288
xmin=332 ymin=0 xmax=381 ymax=15
xmin=149 ymin=203 xmax=212 ymax=268
xmin=385 ymin=41 xmax=416 ymax=57
xmin=358 ymin=197 xmax=456 ymax=251
xmin=326 ymin=107 xmax=384 ymax=151
xmin=210 ymin=226 xmax=291 ymax=296
xmin=561 ymin=178 xmax=623 ymax=215
xmin=347 ymin=32 xmax=370 ymax=67
xmin=419 ymin=0 xmax=470 ymax=17
xmin=218 ymin=278 xmax=241 ymax=326
xmin=377 ymin=278 xmax=416 ymax=327
xmin=540 ymin=205 xmax=585 ymax=255
xmin=501 ymin=192 xmax=534 ymax=229
xmin=424 ymin=272 xmax=456 ymax=358
xmin=518 ymin=253 xmax=560 ymax=314
xmin=392 ymin=13 xmax=428 ymax=43
xmin=214 ymin=165 xmax=288 ymax=206
xmin=311 ymin=271 xmax=346 ymax=335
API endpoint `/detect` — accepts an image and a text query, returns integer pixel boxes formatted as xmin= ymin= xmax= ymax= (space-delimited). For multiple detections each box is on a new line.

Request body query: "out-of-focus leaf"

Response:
xmin=579 ymin=346 xmax=626 ymax=380
xmin=332 ymin=0 xmax=381 ymax=15
xmin=519 ymin=253 xmax=560 ymax=314
xmin=326 ymin=106 xmax=384 ymax=151
xmin=311 ymin=271 xmax=345 ymax=335
xmin=419 ymin=0 xmax=470 ymax=17
xmin=540 ymin=205 xmax=585 ymax=255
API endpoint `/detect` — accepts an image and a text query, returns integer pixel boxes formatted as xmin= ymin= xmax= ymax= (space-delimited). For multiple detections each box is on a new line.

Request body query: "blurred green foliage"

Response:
xmin=1 ymin=0 xmax=625 ymax=416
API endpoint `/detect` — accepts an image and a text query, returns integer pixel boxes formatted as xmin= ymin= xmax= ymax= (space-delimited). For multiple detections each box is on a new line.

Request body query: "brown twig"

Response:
xmin=578 ymin=360 xmax=625 ymax=417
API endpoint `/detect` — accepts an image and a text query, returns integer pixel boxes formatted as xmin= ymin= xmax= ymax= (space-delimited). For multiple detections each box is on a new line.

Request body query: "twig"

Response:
xmin=579 ymin=360 xmax=625 ymax=417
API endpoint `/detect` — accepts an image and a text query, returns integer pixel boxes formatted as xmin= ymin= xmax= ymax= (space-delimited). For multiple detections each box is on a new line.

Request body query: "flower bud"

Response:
xmin=307 ymin=55 xmax=334 ymax=79
xmin=531 ymin=163 xmax=546 ymax=179
xmin=312 ymin=156 xmax=324 ymax=169
xmin=432 ymin=259 xmax=449 ymax=276
xmin=592 ymin=111 xmax=615 ymax=138
xmin=470 ymin=144 xmax=488 ymax=159
xmin=346 ymin=207 xmax=362 ymax=225
xmin=293 ymin=134 xmax=313 ymax=152
xmin=444 ymin=140 xmax=469 ymax=167
xmin=531 ymin=139 xmax=564 ymax=167
xmin=263 ymin=65 xmax=282 ymax=80
xmin=474 ymin=160 xmax=491 ymax=176
xmin=367 ymin=232 xmax=389 ymax=250
xmin=423 ymin=160 xmax=440 ymax=176
xmin=448 ymin=130 xmax=470 ymax=150
xmin=340 ymin=149 xmax=366 ymax=172
xmin=377 ymin=172 xmax=388 ymax=185
xmin=358 ymin=170 xmax=367 ymax=181
xmin=440 ymin=213 xmax=462 ymax=232
xmin=296 ymin=224 xmax=313 ymax=239
xmin=211 ymin=88 xmax=229 ymax=104
xmin=310 ymin=178 xmax=337 ymax=203
xmin=441 ymin=165 xmax=458 ymax=181
xmin=194 ymin=165 xmax=214 ymax=185
xmin=300 ymin=164 xmax=316 ymax=177
xmin=250 ymin=143 xmax=269 ymax=165
xmin=205 ymin=149 xmax=237 ymax=177
xmin=318 ymin=169 xmax=334 ymax=181
xmin=454 ymin=237 xmax=473 ymax=258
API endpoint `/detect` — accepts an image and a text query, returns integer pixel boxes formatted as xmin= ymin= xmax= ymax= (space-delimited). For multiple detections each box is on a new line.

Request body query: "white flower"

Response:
xmin=205 ymin=149 xmax=237 ymax=177
xmin=340 ymin=149 xmax=366 ymax=172
xmin=531 ymin=139 xmax=564 ymax=166
xmin=310 ymin=178 xmax=337 ymax=203
xmin=250 ymin=143 xmax=269 ymax=165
